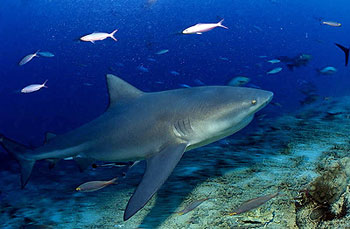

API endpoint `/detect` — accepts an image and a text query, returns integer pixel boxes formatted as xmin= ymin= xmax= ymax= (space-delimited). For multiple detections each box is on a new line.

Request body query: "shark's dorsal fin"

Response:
xmin=45 ymin=132 xmax=56 ymax=143
xmin=106 ymin=74 xmax=143 ymax=108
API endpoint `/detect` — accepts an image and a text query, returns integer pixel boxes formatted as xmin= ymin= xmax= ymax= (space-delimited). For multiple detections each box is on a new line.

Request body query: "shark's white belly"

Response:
xmin=185 ymin=114 xmax=254 ymax=151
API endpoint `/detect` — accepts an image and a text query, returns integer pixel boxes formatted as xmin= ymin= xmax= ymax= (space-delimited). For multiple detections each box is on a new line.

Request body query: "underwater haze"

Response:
xmin=2 ymin=0 xmax=350 ymax=228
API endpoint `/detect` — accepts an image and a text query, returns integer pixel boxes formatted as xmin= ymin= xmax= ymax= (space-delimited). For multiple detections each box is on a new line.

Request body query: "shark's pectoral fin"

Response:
xmin=124 ymin=143 xmax=187 ymax=221
xmin=74 ymin=157 xmax=95 ymax=172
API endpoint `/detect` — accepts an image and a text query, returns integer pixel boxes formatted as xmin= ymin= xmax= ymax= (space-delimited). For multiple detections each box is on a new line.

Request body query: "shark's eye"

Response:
xmin=251 ymin=99 xmax=257 ymax=105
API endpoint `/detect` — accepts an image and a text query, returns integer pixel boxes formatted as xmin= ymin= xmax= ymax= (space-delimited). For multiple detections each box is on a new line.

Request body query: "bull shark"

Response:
xmin=0 ymin=74 xmax=273 ymax=220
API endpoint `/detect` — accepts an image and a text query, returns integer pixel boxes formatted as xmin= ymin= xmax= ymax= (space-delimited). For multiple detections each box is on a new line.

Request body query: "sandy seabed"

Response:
xmin=2 ymin=96 xmax=350 ymax=229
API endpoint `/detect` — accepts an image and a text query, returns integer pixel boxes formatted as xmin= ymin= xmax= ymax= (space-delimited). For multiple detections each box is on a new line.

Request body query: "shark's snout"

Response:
xmin=263 ymin=91 xmax=274 ymax=105
xmin=254 ymin=90 xmax=274 ymax=113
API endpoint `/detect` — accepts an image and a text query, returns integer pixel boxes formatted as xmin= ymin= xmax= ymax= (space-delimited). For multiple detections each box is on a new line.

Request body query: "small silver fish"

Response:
xmin=182 ymin=19 xmax=228 ymax=34
xmin=38 ymin=51 xmax=55 ymax=57
xmin=155 ymin=49 xmax=169 ymax=55
xmin=321 ymin=21 xmax=341 ymax=27
xmin=177 ymin=198 xmax=209 ymax=215
xmin=267 ymin=59 xmax=281 ymax=64
xmin=229 ymin=192 xmax=279 ymax=216
xmin=80 ymin=29 xmax=118 ymax=43
xmin=137 ymin=65 xmax=149 ymax=73
xmin=318 ymin=66 xmax=337 ymax=75
xmin=170 ymin=71 xmax=180 ymax=76
xmin=147 ymin=58 xmax=157 ymax=62
xmin=21 ymin=80 xmax=48 ymax=93
xmin=179 ymin=84 xmax=191 ymax=88
xmin=19 ymin=51 xmax=40 ymax=66
xmin=76 ymin=177 xmax=118 ymax=192
xmin=267 ymin=67 xmax=282 ymax=74
xmin=194 ymin=79 xmax=205 ymax=86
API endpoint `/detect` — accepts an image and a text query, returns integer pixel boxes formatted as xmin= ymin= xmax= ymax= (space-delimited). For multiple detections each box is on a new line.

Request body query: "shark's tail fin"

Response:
xmin=0 ymin=134 xmax=35 ymax=188
xmin=335 ymin=43 xmax=349 ymax=66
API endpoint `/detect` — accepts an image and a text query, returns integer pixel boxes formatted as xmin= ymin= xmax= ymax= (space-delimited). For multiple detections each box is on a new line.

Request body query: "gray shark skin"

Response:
xmin=0 ymin=74 xmax=273 ymax=220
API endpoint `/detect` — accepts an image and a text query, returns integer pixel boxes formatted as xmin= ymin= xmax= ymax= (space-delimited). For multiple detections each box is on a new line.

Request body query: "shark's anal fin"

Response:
xmin=123 ymin=143 xmax=187 ymax=221
xmin=106 ymin=74 xmax=143 ymax=109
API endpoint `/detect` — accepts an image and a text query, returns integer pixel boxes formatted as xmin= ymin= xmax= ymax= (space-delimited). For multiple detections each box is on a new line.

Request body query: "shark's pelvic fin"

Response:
xmin=0 ymin=134 xmax=35 ymax=188
xmin=124 ymin=143 xmax=187 ymax=220
xmin=47 ymin=158 xmax=60 ymax=169
xmin=74 ymin=157 xmax=95 ymax=172
xmin=106 ymin=74 xmax=143 ymax=108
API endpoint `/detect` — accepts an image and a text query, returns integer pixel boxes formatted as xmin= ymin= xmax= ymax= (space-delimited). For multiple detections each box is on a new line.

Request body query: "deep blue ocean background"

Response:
xmin=0 ymin=0 xmax=349 ymax=162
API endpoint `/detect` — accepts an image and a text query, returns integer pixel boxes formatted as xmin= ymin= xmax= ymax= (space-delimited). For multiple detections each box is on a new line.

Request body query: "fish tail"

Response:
xmin=110 ymin=29 xmax=118 ymax=41
xmin=0 ymin=134 xmax=35 ymax=188
xmin=43 ymin=79 xmax=48 ymax=88
xmin=217 ymin=19 xmax=228 ymax=29
xmin=35 ymin=50 xmax=40 ymax=57
xmin=110 ymin=177 xmax=118 ymax=184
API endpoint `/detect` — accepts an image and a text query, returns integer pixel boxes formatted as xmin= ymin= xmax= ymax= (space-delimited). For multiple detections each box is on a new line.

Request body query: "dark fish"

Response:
xmin=177 ymin=197 xmax=209 ymax=215
xmin=335 ymin=43 xmax=349 ymax=66
xmin=229 ymin=192 xmax=279 ymax=216
xmin=278 ymin=54 xmax=312 ymax=71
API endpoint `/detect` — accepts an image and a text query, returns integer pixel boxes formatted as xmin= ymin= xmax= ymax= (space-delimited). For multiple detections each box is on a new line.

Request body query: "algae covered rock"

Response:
xmin=295 ymin=158 xmax=350 ymax=228
xmin=308 ymin=160 xmax=347 ymax=206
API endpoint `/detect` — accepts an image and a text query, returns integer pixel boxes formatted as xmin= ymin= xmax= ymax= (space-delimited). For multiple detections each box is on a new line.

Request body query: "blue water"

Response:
xmin=1 ymin=0 xmax=350 ymax=227
xmin=1 ymin=0 xmax=350 ymax=142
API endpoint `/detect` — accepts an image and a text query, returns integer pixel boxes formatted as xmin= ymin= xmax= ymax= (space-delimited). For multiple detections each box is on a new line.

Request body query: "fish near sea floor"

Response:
xmin=228 ymin=192 xmax=279 ymax=216
xmin=2 ymin=96 xmax=350 ymax=228
xmin=176 ymin=197 xmax=209 ymax=215
xmin=76 ymin=177 xmax=118 ymax=192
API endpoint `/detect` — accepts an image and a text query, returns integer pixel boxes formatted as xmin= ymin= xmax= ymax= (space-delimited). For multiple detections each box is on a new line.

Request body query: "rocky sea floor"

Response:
xmin=2 ymin=96 xmax=350 ymax=228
